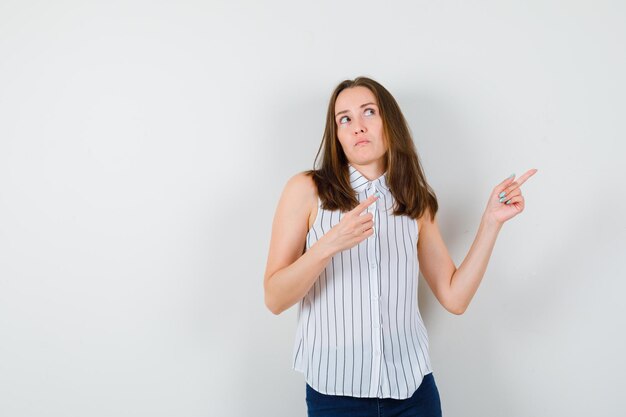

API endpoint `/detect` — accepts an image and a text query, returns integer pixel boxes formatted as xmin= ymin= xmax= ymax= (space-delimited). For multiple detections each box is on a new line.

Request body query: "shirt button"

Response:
xmin=370 ymin=263 xmax=376 ymax=269
xmin=374 ymin=322 xmax=379 ymax=329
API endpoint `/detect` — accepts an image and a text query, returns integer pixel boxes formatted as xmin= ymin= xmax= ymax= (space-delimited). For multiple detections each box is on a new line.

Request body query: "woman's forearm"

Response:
xmin=264 ymin=241 xmax=334 ymax=315
xmin=449 ymin=214 xmax=503 ymax=314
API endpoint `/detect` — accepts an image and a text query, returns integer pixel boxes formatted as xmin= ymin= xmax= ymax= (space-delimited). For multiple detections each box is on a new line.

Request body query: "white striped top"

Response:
xmin=291 ymin=163 xmax=433 ymax=400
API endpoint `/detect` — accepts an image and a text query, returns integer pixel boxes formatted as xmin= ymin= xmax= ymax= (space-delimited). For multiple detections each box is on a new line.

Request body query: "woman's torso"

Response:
xmin=291 ymin=164 xmax=433 ymax=400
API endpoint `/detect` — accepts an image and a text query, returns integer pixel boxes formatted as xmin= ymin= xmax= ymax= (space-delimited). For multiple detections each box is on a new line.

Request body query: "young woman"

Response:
xmin=264 ymin=77 xmax=537 ymax=417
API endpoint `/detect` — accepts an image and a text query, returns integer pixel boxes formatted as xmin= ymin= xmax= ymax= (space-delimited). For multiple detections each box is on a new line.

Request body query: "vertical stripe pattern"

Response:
xmin=291 ymin=164 xmax=433 ymax=399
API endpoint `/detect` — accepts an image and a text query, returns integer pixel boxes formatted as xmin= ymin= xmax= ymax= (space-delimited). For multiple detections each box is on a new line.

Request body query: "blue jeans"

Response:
xmin=305 ymin=373 xmax=442 ymax=417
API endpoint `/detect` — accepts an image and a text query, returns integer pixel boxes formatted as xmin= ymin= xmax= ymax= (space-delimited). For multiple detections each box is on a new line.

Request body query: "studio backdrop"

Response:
xmin=0 ymin=1 xmax=624 ymax=416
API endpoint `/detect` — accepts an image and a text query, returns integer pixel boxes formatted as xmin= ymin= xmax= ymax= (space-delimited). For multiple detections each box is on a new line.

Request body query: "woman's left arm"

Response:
xmin=418 ymin=169 xmax=538 ymax=315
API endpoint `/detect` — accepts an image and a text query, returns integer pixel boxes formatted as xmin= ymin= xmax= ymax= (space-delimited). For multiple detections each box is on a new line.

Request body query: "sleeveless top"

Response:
xmin=291 ymin=163 xmax=433 ymax=400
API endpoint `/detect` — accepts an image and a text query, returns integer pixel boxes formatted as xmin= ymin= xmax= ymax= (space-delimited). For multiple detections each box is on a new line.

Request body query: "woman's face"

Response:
xmin=334 ymin=86 xmax=387 ymax=166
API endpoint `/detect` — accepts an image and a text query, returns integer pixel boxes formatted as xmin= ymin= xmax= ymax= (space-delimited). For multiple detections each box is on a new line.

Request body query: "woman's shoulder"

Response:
xmin=285 ymin=170 xmax=318 ymax=196
xmin=282 ymin=171 xmax=319 ymax=231
xmin=281 ymin=171 xmax=319 ymax=211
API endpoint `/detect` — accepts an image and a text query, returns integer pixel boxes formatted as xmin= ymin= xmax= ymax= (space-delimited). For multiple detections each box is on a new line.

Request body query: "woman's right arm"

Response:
xmin=263 ymin=173 xmax=333 ymax=315
xmin=263 ymin=173 xmax=377 ymax=315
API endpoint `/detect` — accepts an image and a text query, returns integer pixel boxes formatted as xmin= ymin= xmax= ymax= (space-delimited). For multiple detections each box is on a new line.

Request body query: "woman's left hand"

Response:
xmin=484 ymin=169 xmax=538 ymax=225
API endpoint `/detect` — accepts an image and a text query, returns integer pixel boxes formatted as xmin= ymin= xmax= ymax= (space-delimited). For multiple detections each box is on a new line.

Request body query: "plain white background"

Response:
xmin=1 ymin=1 xmax=624 ymax=416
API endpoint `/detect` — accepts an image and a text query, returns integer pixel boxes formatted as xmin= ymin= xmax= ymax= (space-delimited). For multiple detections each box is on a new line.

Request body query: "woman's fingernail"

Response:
xmin=499 ymin=196 xmax=505 ymax=202
xmin=508 ymin=173 xmax=515 ymax=180
xmin=505 ymin=200 xmax=511 ymax=205
xmin=499 ymin=191 xmax=506 ymax=198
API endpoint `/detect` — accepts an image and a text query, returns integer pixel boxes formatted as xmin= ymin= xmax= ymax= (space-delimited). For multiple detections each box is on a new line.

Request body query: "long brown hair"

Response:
xmin=304 ymin=76 xmax=438 ymax=222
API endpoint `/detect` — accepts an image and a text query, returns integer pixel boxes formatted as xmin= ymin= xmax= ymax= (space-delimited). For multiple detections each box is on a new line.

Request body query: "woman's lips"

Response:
xmin=355 ymin=140 xmax=370 ymax=146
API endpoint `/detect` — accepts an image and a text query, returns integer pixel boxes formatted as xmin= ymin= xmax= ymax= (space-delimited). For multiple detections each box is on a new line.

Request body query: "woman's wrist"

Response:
xmin=312 ymin=235 xmax=337 ymax=261
xmin=481 ymin=212 xmax=504 ymax=230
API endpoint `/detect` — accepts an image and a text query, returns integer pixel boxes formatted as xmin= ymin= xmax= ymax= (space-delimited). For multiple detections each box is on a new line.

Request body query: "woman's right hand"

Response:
xmin=317 ymin=194 xmax=378 ymax=257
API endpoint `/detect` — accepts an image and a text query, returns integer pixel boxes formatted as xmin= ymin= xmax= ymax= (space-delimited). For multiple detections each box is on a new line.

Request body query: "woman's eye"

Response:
xmin=364 ymin=108 xmax=375 ymax=116
xmin=339 ymin=116 xmax=350 ymax=124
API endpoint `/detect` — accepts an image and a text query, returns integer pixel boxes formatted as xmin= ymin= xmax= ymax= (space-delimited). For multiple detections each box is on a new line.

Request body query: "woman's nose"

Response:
xmin=353 ymin=122 xmax=367 ymax=135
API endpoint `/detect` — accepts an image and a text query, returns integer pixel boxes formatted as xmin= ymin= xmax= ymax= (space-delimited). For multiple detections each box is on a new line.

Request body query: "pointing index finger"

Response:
xmin=352 ymin=194 xmax=378 ymax=215
xmin=512 ymin=168 xmax=538 ymax=187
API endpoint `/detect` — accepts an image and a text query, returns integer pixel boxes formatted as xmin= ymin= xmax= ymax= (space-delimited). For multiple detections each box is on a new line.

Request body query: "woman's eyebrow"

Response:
xmin=335 ymin=102 xmax=377 ymax=117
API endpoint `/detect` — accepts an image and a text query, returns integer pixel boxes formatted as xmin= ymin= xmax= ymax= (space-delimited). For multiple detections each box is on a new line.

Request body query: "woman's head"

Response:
xmin=309 ymin=76 xmax=438 ymax=220
xmin=317 ymin=77 xmax=415 ymax=174
xmin=332 ymin=84 xmax=387 ymax=168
